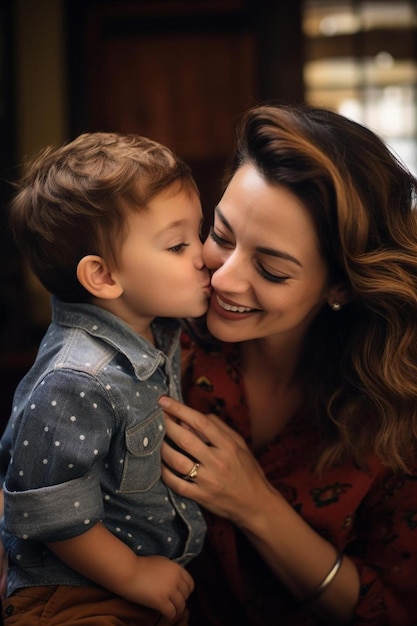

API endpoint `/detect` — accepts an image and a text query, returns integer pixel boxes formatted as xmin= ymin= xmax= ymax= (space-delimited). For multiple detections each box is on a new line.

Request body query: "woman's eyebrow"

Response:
xmin=256 ymin=245 xmax=302 ymax=267
xmin=214 ymin=206 xmax=233 ymax=232
xmin=214 ymin=206 xmax=302 ymax=268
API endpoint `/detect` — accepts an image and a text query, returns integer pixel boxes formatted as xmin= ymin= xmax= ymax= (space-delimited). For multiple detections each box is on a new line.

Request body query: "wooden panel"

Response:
xmin=86 ymin=31 xmax=257 ymax=159
xmin=67 ymin=1 xmax=260 ymax=220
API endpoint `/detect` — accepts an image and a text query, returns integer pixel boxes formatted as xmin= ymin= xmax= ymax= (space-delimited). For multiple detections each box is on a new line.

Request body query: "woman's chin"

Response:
xmin=206 ymin=311 xmax=245 ymax=343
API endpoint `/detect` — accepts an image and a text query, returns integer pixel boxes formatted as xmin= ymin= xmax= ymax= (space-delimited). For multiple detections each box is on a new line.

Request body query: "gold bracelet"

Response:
xmin=302 ymin=552 xmax=344 ymax=604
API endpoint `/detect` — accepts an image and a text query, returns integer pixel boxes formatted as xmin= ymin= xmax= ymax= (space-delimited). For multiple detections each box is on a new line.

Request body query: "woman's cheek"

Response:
xmin=202 ymin=237 xmax=218 ymax=267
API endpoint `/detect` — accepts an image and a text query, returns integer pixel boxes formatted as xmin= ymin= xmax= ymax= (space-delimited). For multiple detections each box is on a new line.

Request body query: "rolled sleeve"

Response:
xmin=4 ymin=467 xmax=104 ymax=542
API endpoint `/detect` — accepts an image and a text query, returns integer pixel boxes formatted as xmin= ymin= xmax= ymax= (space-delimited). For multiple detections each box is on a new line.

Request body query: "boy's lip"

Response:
xmin=202 ymin=283 xmax=212 ymax=295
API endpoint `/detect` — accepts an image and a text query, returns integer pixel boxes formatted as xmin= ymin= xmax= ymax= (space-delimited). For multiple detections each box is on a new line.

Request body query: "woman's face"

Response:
xmin=203 ymin=163 xmax=335 ymax=346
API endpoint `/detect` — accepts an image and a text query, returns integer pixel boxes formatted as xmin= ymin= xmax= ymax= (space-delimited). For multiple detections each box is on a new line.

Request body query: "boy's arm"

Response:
xmin=47 ymin=521 xmax=194 ymax=621
xmin=0 ymin=489 xmax=6 ymax=597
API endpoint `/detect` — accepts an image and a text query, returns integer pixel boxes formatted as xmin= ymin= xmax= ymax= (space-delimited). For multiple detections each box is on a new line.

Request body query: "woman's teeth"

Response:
xmin=217 ymin=295 xmax=254 ymax=313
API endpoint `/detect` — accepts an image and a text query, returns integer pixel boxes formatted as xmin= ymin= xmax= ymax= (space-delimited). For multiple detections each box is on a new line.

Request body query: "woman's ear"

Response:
xmin=326 ymin=283 xmax=351 ymax=310
xmin=77 ymin=255 xmax=123 ymax=300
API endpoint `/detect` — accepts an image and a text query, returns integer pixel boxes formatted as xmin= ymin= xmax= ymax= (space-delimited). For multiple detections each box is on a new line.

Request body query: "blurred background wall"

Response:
xmin=1 ymin=0 xmax=416 ymax=423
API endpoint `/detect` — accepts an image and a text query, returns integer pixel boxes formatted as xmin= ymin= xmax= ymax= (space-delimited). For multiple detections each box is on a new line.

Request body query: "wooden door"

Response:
xmin=67 ymin=0 xmax=261 ymax=225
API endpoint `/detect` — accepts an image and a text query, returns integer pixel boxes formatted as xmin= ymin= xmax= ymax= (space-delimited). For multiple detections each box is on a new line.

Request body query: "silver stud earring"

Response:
xmin=330 ymin=302 xmax=341 ymax=311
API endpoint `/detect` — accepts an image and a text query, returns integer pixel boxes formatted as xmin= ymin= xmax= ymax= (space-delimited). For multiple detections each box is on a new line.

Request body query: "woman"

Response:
xmin=159 ymin=104 xmax=417 ymax=625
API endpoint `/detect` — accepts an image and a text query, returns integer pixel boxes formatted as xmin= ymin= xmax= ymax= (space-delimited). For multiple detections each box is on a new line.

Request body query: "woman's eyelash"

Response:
xmin=209 ymin=227 xmax=232 ymax=247
xmin=210 ymin=226 xmax=288 ymax=283
xmin=258 ymin=265 xmax=289 ymax=283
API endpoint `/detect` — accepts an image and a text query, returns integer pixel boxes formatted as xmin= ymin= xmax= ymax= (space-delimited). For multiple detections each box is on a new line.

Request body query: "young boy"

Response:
xmin=0 ymin=132 xmax=211 ymax=625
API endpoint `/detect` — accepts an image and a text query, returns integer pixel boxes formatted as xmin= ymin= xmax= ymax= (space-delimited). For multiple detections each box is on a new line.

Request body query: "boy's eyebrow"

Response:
xmin=165 ymin=219 xmax=186 ymax=231
xmin=214 ymin=206 xmax=302 ymax=268
xmin=154 ymin=219 xmax=187 ymax=237
xmin=156 ymin=217 xmax=204 ymax=236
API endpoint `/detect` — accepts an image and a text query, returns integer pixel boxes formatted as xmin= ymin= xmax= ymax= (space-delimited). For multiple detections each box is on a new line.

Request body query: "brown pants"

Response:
xmin=2 ymin=586 xmax=189 ymax=626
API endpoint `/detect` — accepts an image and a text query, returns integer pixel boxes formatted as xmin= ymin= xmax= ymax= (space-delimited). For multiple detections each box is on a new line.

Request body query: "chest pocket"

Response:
xmin=120 ymin=408 xmax=165 ymax=493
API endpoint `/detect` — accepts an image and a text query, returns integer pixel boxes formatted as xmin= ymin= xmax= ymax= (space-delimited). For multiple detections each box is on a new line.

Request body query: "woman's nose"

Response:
xmin=210 ymin=251 xmax=248 ymax=292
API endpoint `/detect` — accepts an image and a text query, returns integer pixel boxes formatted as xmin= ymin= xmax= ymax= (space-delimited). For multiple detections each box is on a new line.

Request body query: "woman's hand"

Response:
xmin=159 ymin=396 xmax=360 ymax=624
xmin=159 ymin=396 xmax=278 ymax=531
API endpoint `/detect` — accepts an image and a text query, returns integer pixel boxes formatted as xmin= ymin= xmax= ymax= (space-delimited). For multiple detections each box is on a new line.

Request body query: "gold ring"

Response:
xmin=184 ymin=462 xmax=200 ymax=480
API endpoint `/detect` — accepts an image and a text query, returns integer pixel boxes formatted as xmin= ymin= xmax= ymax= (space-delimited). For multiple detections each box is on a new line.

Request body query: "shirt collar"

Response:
xmin=51 ymin=297 xmax=181 ymax=380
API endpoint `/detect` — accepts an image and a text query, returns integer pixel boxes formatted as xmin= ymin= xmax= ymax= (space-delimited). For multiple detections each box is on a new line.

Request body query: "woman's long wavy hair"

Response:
xmin=221 ymin=103 xmax=417 ymax=473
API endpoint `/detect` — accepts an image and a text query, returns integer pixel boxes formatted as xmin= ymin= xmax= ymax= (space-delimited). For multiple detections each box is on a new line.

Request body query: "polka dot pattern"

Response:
xmin=3 ymin=305 xmax=206 ymax=588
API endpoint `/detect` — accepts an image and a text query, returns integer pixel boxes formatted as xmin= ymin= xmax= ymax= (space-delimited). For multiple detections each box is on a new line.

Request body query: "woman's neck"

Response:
xmin=239 ymin=337 xmax=301 ymax=390
xmin=239 ymin=338 xmax=304 ymax=452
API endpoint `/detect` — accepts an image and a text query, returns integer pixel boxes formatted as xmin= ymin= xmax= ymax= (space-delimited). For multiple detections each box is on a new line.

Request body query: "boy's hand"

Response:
xmin=0 ymin=541 xmax=7 ymax=599
xmin=0 ymin=490 xmax=6 ymax=598
xmin=48 ymin=523 xmax=194 ymax=620
xmin=124 ymin=555 xmax=194 ymax=620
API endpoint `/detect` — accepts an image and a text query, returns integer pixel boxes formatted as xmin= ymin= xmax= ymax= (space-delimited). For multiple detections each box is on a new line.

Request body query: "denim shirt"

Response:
xmin=0 ymin=298 xmax=206 ymax=595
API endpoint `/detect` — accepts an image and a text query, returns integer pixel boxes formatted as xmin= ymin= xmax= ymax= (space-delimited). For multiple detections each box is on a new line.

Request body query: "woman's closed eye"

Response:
xmin=210 ymin=226 xmax=289 ymax=282
xmin=257 ymin=262 xmax=289 ymax=283
xmin=209 ymin=226 xmax=234 ymax=248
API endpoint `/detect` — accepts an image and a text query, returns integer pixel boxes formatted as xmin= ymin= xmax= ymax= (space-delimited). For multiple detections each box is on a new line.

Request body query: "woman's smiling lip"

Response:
xmin=210 ymin=292 xmax=261 ymax=319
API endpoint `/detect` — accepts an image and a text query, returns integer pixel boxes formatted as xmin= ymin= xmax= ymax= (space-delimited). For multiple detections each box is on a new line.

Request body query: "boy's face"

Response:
xmin=112 ymin=182 xmax=211 ymax=333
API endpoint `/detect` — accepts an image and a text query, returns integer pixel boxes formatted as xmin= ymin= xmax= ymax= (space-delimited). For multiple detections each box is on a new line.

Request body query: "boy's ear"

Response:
xmin=77 ymin=255 xmax=123 ymax=300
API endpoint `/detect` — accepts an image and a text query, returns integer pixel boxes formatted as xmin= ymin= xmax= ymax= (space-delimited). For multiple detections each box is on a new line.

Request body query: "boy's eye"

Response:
xmin=167 ymin=243 xmax=189 ymax=253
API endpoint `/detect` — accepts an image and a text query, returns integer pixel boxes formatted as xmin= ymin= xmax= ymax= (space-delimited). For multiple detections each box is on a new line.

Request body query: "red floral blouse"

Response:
xmin=181 ymin=332 xmax=417 ymax=626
